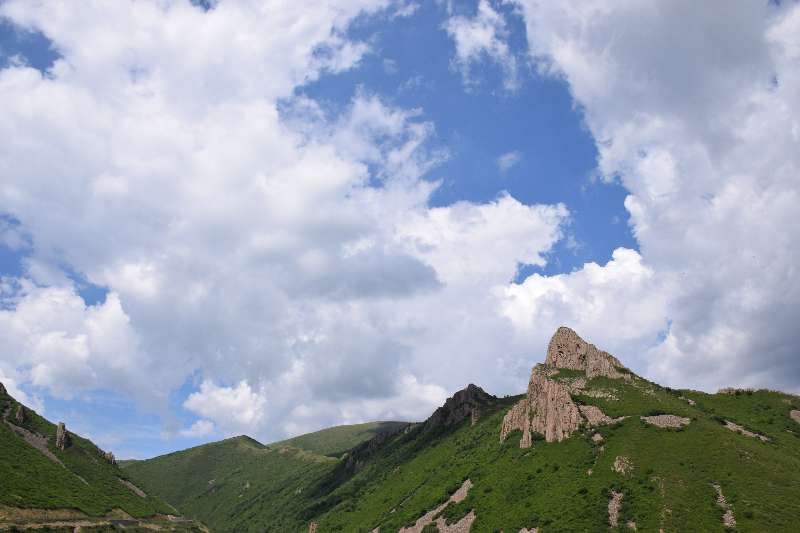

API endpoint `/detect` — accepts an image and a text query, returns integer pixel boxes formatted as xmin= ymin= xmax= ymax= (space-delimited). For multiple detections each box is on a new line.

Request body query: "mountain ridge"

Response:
xmin=6 ymin=326 xmax=800 ymax=531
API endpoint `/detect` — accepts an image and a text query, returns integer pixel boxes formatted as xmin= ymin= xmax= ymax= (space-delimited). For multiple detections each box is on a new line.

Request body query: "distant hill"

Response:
xmin=25 ymin=327 xmax=800 ymax=531
xmin=0 ymin=383 xmax=205 ymax=531
xmin=122 ymin=435 xmax=338 ymax=532
xmin=275 ymin=421 xmax=410 ymax=458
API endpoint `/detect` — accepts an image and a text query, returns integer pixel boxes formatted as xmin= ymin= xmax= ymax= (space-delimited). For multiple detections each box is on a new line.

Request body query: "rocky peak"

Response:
xmin=545 ymin=326 xmax=625 ymax=378
xmin=501 ymin=327 xmax=628 ymax=448
xmin=425 ymin=384 xmax=495 ymax=430
xmin=55 ymin=422 xmax=71 ymax=451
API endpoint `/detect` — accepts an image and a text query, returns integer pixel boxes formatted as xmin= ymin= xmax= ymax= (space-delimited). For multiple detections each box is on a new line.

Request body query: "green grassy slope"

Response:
xmin=276 ymin=421 xmax=409 ymax=457
xmin=0 ymin=386 xmax=175 ymax=519
xmin=123 ymin=376 xmax=800 ymax=532
xmin=304 ymin=377 xmax=800 ymax=532
xmin=123 ymin=436 xmax=339 ymax=532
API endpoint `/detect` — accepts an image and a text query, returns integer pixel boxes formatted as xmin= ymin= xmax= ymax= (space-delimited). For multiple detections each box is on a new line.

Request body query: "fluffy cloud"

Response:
xmin=0 ymin=0 xmax=569 ymax=444
xmin=444 ymin=0 xmax=520 ymax=90
xmin=184 ymin=381 xmax=267 ymax=436
xmin=509 ymin=0 xmax=800 ymax=391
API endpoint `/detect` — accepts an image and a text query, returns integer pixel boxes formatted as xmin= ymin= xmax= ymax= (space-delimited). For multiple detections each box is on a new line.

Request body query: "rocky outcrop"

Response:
xmin=613 ymin=456 xmax=633 ymax=476
xmin=15 ymin=404 xmax=25 ymax=424
xmin=641 ymin=415 xmax=690 ymax=428
xmin=712 ymin=483 xmax=736 ymax=529
xmin=398 ymin=479 xmax=473 ymax=533
xmin=104 ymin=451 xmax=117 ymax=465
xmin=426 ymin=384 xmax=495 ymax=430
xmin=500 ymin=366 xmax=583 ymax=447
xmin=790 ymin=410 xmax=800 ymax=424
xmin=501 ymin=328 xmax=632 ymax=448
xmin=579 ymin=405 xmax=625 ymax=427
xmin=724 ymin=420 xmax=769 ymax=442
xmin=0 ymin=382 xmax=6 ymax=396
xmin=546 ymin=327 xmax=625 ymax=378
xmin=308 ymin=521 xmax=318 ymax=533
xmin=608 ymin=491 xmax=623 ymax=527
xmin=55 ymin=422 xmax=71 ymax=451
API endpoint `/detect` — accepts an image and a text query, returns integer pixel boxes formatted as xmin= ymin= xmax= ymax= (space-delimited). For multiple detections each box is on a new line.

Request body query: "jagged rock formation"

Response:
xmin=501 ymin=327 xmax=629 ymax=448
xmin=501 ymin=366 xmax=583 ymax=447
xmin=640 ymin=415 xmax=690 ymax=428
xmin=56 ymin=422 xmax=71 ymax=451
xmin=426 ymin=384 xmax=495 ymax=430
xmin=104 ymin=451 xmax=117 ymax=465
xmin=14 ymin=404 xmax=25 ymax=424
xmin=546 ymin=326 xmax=626 ymax=378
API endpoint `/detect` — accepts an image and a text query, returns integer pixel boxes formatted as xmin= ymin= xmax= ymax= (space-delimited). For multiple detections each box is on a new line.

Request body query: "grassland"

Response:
xmin=276 ymin=421 xmax=409 ymax=457
xmin=122 ymin=374 xmax=800 ymax=532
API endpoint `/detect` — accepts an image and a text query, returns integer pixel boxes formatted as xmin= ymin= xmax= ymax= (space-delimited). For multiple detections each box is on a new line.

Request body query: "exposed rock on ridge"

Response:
xmin=56 ymin=422 xmax=71 ymax=451
xmin=501 ymin=366 xmax=582 ymax=447
xmin=426 ymin=384 xmax=495 ymax=430
xmin=501 ymin=327 xmax=628 ymax=448
xmin=546 ymin=326 xmax=625 ymax=378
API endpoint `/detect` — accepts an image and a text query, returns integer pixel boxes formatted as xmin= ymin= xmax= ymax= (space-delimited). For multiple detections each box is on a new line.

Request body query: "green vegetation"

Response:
xmin=123 ymin=436 xmax=337 ymax=532
xmin=0 ymin=388 xmax=173 ymax=518
xmin=119 ymin=377 xmax=800 ymax=531
xmin=276 ymin=421 xmax=409 ymax=457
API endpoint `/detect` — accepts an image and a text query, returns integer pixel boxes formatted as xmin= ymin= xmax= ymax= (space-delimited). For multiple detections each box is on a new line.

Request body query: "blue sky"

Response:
xmin=0 ymin=0 xmax=797 ymax=459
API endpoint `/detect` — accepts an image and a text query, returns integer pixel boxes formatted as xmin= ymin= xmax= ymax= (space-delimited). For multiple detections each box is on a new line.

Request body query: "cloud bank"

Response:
xmin=0 ymin=0 xmax=798 ymax=450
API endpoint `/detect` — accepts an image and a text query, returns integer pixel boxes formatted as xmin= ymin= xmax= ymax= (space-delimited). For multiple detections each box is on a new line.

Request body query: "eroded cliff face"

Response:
xmin=500 ymin=366 xmax=583 ymax=447
xmin=501 ymin=327 xmax=628 ymax=448
xmin=546 ymin=326 xmax=625 ymax=378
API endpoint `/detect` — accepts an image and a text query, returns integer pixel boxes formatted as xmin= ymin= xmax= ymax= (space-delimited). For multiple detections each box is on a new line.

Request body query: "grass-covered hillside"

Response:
xmin=123 ymin=435 xmax=339 ymax=532
xmin=302 ymin=374 xmax=800 ymax=532
xmin=0 ymin=384 xmax=204 ymax=532
xmin=118 ymin=329 xmax=800 ymax=532
xmin=276 ymin=421 xmax=409 ymax=458
xmin=126 ymin=375 xmax=800 ymax=532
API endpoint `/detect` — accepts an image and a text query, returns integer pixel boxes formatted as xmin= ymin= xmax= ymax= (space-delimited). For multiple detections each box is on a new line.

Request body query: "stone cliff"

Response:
xmin=501 ymin=327 xmax=628 ymax=448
